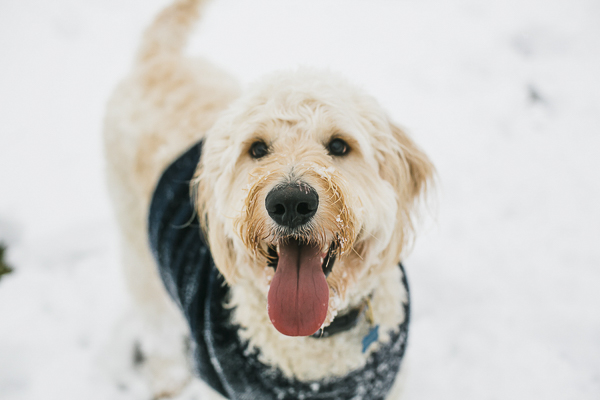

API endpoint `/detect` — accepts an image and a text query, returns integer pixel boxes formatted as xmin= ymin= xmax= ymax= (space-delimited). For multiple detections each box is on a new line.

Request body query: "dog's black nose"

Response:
xmin=265 ymin=183 xmax=319 ymax=229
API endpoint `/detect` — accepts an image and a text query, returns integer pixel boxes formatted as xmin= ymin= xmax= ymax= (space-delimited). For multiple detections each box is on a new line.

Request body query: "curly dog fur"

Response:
xmin=104 ymin=0 xmax=433 ymax=398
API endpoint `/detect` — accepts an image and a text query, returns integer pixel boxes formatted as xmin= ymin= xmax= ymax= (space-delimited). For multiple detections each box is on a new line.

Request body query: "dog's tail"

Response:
xmin=137 ymin=0 xmax=209 ymax=63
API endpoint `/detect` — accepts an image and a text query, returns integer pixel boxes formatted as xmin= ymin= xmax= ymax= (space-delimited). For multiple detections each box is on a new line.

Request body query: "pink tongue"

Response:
xmin=267 ymin=240 xmax=329 ymax=336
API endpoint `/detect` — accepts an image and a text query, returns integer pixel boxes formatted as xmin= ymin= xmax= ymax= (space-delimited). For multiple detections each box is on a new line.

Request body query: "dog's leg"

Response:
xmin=104 ymin=0 xmax=238 ymax=397
xmin=122 ymin=240 xmax=193 ymax=399
xmin=101 ymin=164 xmax=194 ymax=397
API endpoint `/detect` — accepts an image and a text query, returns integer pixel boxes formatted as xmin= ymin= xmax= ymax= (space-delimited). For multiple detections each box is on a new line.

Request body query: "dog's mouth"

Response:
xmin=267 ymin=241 xmax=337 ymax=276
xmin=266 ymin=239 xmax=337 ymax=337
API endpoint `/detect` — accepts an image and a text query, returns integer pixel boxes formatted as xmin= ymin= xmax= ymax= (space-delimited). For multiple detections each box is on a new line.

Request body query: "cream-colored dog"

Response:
xmin=104 ymin=0 xmax=433 ymax=398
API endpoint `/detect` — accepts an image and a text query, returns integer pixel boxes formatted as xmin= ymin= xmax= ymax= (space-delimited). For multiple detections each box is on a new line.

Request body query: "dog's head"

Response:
xmin=195 ymin=69 xmax=433 ymax=337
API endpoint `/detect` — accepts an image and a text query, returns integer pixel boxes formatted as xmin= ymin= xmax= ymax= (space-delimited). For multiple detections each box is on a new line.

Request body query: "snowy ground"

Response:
xmin=1 ymin=0 xmax=599 ymax=399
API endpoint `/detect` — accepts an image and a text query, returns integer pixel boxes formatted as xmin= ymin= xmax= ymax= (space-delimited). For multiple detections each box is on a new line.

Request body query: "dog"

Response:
xmin=104 ymin=0 xmax=434 ymax=398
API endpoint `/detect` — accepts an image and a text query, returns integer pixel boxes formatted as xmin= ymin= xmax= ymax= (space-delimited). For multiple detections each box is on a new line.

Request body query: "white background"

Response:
xmin=0 ymin=0 xmax=599 ymax=399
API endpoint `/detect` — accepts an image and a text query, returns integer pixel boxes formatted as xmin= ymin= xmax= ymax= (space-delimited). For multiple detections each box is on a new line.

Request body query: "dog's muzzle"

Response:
xmin=265 ymin=182 xmax=318 ymax=229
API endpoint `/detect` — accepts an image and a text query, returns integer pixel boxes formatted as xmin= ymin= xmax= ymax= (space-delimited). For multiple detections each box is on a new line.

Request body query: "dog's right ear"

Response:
xmin=193 ymin=166 xmax=241 ymax=285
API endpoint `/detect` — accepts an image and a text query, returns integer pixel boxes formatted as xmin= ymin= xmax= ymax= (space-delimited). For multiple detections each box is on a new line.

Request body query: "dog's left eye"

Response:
xmin=328 ymin=138 xmax=350 ymax=156
xmin=250 ymin=141 xmax=269 ymax=159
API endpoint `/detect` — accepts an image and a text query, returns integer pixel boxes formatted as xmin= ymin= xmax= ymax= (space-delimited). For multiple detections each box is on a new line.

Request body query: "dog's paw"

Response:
xmin=100 ymin=310 xmax=194 ymax=399
xmin=134 ymin=338 xmax=192 ymax=399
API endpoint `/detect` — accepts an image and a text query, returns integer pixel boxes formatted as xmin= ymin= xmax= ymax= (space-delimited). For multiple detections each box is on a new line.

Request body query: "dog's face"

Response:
xmin=196 ymin=69 xmax=432 ymax=336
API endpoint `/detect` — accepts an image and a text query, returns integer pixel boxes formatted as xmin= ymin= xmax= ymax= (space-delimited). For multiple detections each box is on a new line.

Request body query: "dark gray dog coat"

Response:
xmin=148 ymin=142 xmax=410 ymax=400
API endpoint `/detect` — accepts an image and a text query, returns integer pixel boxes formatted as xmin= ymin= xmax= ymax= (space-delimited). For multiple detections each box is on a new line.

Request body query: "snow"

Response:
xmin=0 ymin=0 xmax=599 ymax=399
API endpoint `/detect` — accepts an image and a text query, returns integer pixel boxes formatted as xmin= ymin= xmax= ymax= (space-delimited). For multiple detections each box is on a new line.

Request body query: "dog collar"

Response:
xmin=312 ymin=296 xmax=373 ymax=339
xmin=312 ymin=306 xmax=363 ymax=338
xmin=149 ymin=141 xmax=410 ymax=400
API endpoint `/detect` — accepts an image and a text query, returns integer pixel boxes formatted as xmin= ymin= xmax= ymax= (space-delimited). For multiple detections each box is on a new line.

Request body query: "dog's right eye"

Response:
xmin=250 ymin=141 xmax=269 ymax=159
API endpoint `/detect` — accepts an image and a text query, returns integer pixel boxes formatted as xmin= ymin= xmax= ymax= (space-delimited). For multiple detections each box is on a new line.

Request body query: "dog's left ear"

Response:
xmin=375 ymin=122 xmax=434 ymax=258
xmin=378 ymin=123 xmax=434 ymax=205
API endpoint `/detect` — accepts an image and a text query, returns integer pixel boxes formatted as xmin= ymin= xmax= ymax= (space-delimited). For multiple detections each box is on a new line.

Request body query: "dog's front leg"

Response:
xmin=111 ymin=235 xmax=195 ymax=399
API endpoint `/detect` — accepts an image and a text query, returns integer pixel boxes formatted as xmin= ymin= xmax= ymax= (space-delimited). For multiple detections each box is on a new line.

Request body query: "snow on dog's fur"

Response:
xmin=104 ymin=0 xmax=433 ymax=397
